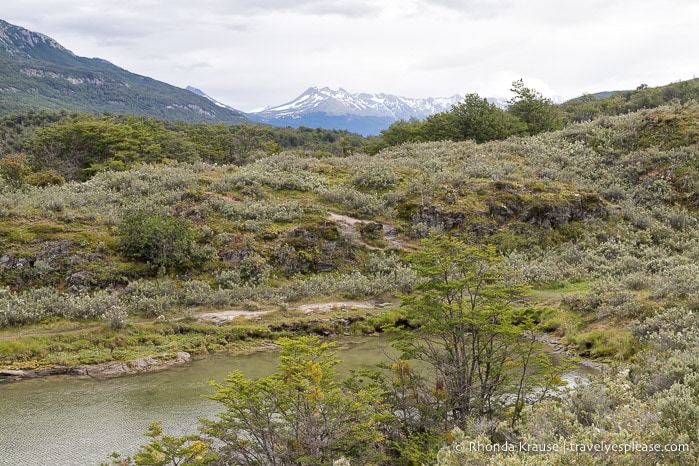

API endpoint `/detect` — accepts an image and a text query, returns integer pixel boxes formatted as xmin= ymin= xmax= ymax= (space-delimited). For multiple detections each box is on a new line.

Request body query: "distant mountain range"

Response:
xmin=0 ymin=18 xmax=571 ymax=136
xmin=190 ymin=86 xmax=512 ymax=136
xmin=0 ymin=19 xmax=246 ymax=123
xmin=245 ymin=87 xmax=465 ymax=135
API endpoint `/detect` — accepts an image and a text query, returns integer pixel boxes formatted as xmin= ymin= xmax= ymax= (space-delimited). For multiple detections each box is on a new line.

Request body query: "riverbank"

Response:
xmin=0 ymin=337 xmax=398 ymax=466
xmin=0 ymin=298 xmax=609 ymax=384
xmin=0 ymin=351 xmax=192 ymax=382
xmin=0 ymin=301 xmax=401 ymax=382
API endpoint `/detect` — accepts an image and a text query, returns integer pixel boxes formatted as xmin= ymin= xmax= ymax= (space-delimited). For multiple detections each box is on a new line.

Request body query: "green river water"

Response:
xmin=0 ymin=336 xmax=594 ymax=466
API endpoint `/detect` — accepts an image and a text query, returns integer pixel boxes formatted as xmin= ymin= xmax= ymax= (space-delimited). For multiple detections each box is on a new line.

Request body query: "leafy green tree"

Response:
xmin=117 ymin=211 xmax=213 ymax=274
xmin=228 ymin=124 xmax=273 ymax=165
xmin=420 ymin=111 xmax=460 ymax=141
xmin=106 ymin=421 xmax=217 ymax=465
xmin=31 ymin=115 xmax=165 ymax=179
xmin=450 ymin=94 xmax=524 ymax=142
xmin=507 ymin=79 xmax=564 ymax=135
xmin=378 ymin=93 xmax=525 ymax=148
xmin=202 ymin=337 xmax=388 ymax=465
xmin=379 ymin=118 xmax=425 ymax=146
xmin=395 ymin=234 xmax=561 ymax=425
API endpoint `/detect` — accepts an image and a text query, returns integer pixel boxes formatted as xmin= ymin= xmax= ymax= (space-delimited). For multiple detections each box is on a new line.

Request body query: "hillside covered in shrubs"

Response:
xmin=2 ymin=80 xmax=699 ymax=464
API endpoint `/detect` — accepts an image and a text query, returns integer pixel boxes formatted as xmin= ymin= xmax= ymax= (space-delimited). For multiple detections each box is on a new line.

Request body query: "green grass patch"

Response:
xmin=567 ymin=327 xmax=637 ymax=361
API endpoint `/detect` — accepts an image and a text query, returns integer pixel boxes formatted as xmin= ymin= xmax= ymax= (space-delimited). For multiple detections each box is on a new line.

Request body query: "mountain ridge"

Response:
xmin=0 ymin=19 xmax=247 ymax=123
xmin=251 ymin=86 xmax=465 ymax=119
xmin=240 ymin=86 xmax=470 ymax=135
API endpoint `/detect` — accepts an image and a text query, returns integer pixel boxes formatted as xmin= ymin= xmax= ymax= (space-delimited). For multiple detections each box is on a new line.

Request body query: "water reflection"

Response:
xmin=0 ymin=336 xmax=596 ymax=465
xmin=0 ymin=337 xmax=391 ymax=465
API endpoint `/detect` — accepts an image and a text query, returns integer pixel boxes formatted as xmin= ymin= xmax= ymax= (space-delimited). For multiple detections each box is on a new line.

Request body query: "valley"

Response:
xmin=1 ymin=17 xmax=699 ymax=465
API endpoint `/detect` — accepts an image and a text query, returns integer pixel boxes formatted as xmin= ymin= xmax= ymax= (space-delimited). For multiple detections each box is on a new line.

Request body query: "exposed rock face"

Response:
xmin=510 ymin=194 xmax=608 ymax=229
xmin=0 ymin=352 xmax=191 ymax=383
xmin=0 ymin=240 xmax=113 ymax=290
xmin=411 ymin=206 xmax=467 ymax=233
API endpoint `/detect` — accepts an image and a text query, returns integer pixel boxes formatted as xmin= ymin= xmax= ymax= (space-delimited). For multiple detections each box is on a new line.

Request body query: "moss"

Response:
xmin=636 ymin=107 xmax=699 ymax=150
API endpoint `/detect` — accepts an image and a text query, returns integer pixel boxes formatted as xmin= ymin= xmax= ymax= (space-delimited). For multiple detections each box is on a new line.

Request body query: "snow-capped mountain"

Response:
xmin=186 ymin=85 xmax=497 ymax=136
xmin=251 ymin=86 xmax=463 ymax=120
xmin=236 ymin=87 xmax=468 ymax=136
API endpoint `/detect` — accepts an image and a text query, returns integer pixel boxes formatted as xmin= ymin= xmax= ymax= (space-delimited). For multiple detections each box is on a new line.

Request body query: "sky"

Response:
xmin=3 ymin=0 xmax=698 ymax=112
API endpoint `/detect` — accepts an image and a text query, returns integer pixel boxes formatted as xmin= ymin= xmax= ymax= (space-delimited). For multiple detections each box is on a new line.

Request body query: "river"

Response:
xmin=0 ymin=336 xmax=595 ymax=466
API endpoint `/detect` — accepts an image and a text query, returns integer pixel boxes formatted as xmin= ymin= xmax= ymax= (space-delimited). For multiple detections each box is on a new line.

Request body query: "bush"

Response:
xmin=123 ymin=279 xmax=179 ymax=316
xmin=318 ymin=186 xmax=394 ymax=218
xmin=351 ymin=164 xmax=399 ymax=190
xmin=117 ymin=210 xmax=213 ymax=273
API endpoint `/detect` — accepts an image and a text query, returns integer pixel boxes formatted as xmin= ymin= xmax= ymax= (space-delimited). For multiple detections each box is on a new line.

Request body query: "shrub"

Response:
xmin=318 ymin=186 xmax=394 ymax=218
xmin=0 ymin=153 xmax=31 ymax=189
xmin=123 ymin=279 xmax=179 ymax=316
xmin=117 ymin=210 xmax=213 ymax=273
xmin=351 ymin=164 xmax=399 ymax=190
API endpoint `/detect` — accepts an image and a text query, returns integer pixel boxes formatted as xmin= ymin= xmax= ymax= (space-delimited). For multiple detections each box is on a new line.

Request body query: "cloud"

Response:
xmin=421 ymin=0 xmax=514 ymax=18
xmin=203 ymin=0 xmax=382 ymax=18
xmin=2 ymin=0 xmax=697 ymax=112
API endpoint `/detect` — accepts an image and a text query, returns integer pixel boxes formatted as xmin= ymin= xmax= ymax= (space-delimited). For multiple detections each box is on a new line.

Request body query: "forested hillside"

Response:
xmin=0 ymin=19 xmax=247 ymax=123
xmin=2 ymin=80 xmax=699 ymax=464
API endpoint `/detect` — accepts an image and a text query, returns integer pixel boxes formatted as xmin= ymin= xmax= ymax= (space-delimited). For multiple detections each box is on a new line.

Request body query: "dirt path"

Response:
xmin=197 ymin=300 xmax=391 ymax=322
xmin=0 ymin=324 xmax=103 ymax=341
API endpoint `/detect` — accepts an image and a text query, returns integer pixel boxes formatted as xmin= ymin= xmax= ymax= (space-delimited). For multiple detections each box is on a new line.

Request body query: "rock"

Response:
xmin=0 ymin=352 xmax=193 ymax=383
xmin=86 ymin=363 xmax=129 ymax=377
xmin=257 ymin=343 xmax=280 ymax=351
xmin=411 ymin=206 xmax=466 ymax=232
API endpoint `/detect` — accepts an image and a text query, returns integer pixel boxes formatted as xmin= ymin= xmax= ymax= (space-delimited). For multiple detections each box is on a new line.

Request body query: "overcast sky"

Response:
xmin=4 ymin=0 xmax=697 ymax=112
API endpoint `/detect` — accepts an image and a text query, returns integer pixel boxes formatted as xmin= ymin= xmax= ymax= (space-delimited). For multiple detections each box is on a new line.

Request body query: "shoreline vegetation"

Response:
xmin=0 ymin=300 xmax=404 ymax=381
xmin=0 ymin=302 xmax=604 ymax=384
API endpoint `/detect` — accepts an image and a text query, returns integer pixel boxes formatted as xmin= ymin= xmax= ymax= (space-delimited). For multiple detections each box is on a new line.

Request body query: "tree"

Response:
xmin=0 ymin=153 xmax=31 ymax=189
xmin=117 ymin=211 xmax=213 ymax=274
xmin=507 ymin=79 xmax=564 ymax=135
xmin=420 ymin=111 xmax=460 ymax=142
xmin=202 ymin=337 xmax=387 ymax=465
xmin=106 ymin=421 xmax=217 ymax=466
xmin=450 ymin=94 xmax=524 ymax=142
xmin=379 ymin=118 xmax=425 ymax=146
xmin=228 ymin=124 xmax=272 ymax=165
xmin=394 ymin=234 xmax=561 ymax=426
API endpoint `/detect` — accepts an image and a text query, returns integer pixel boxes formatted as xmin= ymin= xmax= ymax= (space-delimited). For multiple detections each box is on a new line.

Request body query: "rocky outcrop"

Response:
xmin=0 ymin=352 xmax=191 ymax=383
xmin=487 ymin=190 xmax=610 ymax=229
xmin=514 ymin=194 xmax=609 ymax=229
xmin=411 ymin=206 xmax=467 ymax=232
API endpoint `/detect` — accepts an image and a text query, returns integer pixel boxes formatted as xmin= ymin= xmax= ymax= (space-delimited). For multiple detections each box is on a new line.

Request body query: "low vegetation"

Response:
xmin=2 ymin=79 xmax=699 ymax=464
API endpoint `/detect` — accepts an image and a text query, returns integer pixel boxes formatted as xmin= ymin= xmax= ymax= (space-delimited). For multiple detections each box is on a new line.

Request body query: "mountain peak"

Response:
xmin=253 ymin=87 xmax=463 ymax=120
xmin=247 ymin=87 xmax=464 ymax=135
xmin=0 ymin=19 xmax=73 ymax=60
xmin=0 ymin=18 xmax=246 ymax=123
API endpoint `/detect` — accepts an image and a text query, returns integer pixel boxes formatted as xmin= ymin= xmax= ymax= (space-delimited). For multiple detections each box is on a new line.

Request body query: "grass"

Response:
xmin=530 ymin=280 xmax=591 ymax=301
xmin=0 ymin=303 xmax=402 ymax=370
xmin=566 ymin=327 xmax=639 ymax=361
